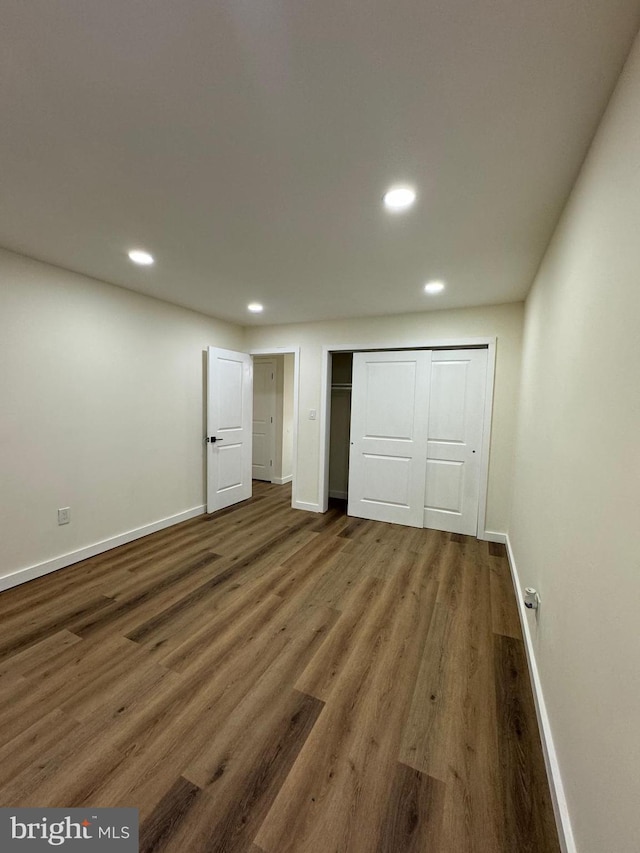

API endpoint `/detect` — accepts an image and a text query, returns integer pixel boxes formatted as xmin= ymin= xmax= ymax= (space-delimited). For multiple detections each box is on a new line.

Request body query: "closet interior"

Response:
xmin=328 ymin=352 xmax=353 ymax=501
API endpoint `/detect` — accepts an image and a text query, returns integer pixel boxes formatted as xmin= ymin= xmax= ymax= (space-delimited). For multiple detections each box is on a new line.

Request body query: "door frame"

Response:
xmin=249 ymin=346 xmax=300 ymax=509
xmin=318 ymin=337 xmax=497 ymax=540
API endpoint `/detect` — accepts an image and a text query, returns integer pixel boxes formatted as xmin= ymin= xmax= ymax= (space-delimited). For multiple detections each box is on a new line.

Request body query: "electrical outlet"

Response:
xmin=524 ymin=587 xmax=540 ymax=610
xmin=58 ymin=507 xmax=71 ymax=525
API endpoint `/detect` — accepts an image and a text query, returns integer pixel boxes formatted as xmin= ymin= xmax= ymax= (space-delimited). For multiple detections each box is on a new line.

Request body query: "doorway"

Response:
xmin=252 ymin=358 xmax=276 ymax=481
xmin=252 ymin=354 xmax=295 ymax=486
xmin=206 ymin=345 xmax=300 ymax=514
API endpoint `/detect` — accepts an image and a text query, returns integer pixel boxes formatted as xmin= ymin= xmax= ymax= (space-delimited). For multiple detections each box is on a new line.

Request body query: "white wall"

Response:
xmin=0 ymin=248 xmax=243 ymax=584
xmin=246 ymin=302 xmax=524 ymax=533
xmin=509 ymin=33 xmax=640 ymax=853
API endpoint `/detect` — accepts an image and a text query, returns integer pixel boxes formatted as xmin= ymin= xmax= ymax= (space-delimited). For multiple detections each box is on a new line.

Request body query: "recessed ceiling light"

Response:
xmin=424 ymin=280 xmax=445 ymax=294
xmin=247 ymin=303 xmax=263 ymax=313
xmin=383 ymin=185 xmax=416 ymax=212
xmin=128 ymin=249 xmax=154 ymax=266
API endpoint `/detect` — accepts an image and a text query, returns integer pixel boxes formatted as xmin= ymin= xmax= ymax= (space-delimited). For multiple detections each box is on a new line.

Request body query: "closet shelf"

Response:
xmin=331 ymin=383 xmax=352 ymax=390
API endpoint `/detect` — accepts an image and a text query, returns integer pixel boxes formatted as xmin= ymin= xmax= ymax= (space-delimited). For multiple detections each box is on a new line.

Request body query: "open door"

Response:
xmin=207 ymin=347 xmax=253 ymax=513
xmin=347 ymin=350 xmax=431 ymax=527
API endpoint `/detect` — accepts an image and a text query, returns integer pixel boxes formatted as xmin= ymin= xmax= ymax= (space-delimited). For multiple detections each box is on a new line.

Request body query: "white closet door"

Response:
xmin=348 ymin=351 xmax=431 ymax=527
xmin=424 ymin=349 xmax=487 ymax=535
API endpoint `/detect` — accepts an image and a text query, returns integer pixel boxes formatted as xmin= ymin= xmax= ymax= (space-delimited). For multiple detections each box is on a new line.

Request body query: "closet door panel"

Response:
xmin=348 ymin=351 xmax=431 ymax=527
xmin=425 ymin=458 xmax=464 ymax=514
xmin=424 ymin=349 xmax=488 ymax=535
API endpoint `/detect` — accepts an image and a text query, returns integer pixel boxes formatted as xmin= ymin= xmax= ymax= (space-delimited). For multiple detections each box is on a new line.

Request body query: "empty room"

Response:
xmin=1 ymin=2 xmax=640 ymax=852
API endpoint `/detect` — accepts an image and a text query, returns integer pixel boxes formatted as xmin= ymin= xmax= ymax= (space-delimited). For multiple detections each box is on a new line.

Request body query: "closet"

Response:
xmin=328 ymin=352 xmax=353 ymax=500
xmin=328 ymin=347 xmax=489 ymax=536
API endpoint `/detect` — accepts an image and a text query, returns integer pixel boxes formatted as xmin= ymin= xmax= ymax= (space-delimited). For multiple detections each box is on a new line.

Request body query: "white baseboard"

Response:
xmin=292 ymin=500 xmax=323 ymax=513
xmin=0 ymin=505 xmax=206 ymax=594
xmin=505 ymin=535 xmax=576 ymax=853
xmin=328 ymin=489 xmax=348 ymax=500
xmin=481 ymin=530 xmax=507 ymax=543
xmin=272 ymin=475 xmax=293 ymax=485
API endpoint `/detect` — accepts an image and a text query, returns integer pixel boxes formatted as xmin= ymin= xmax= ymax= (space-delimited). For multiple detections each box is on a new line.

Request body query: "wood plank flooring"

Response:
xmin=0 ymin=482 xmax=561 ymax=852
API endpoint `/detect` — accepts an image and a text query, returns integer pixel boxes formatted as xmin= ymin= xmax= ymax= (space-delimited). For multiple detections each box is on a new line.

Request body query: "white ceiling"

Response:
xmin=2 ymin=1 xmax=639 ymax=326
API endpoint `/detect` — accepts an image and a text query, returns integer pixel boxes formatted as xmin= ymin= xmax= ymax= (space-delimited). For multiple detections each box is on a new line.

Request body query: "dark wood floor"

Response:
xmin=0 ymin=482 xmax=560 ymax=852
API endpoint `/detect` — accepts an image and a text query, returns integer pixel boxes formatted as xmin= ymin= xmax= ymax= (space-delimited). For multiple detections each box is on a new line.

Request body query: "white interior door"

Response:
xmin=207 ymin=347 xmax=252 ymax=513
xmin=348 ymin=351 xmax=431 ymax=527
xmin=252 ymin=359 xmax=275 ymax=481
xmin=424 ymin=349 xmax=488 ymax=534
